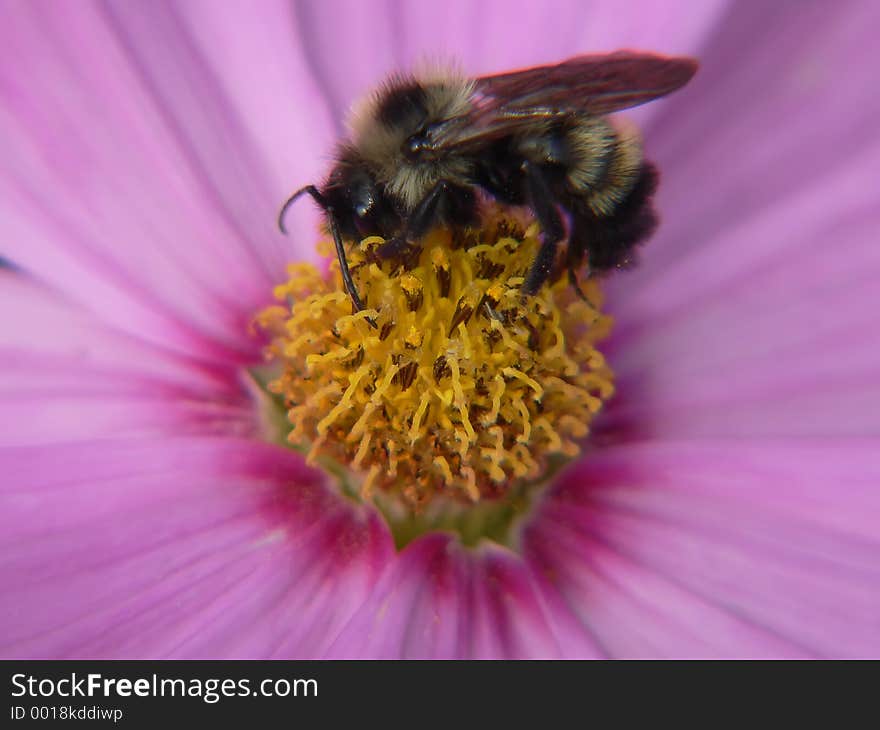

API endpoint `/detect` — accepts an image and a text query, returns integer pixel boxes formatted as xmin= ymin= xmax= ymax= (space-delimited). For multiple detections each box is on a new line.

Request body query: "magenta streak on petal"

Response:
xmin=323 ymin=534 xmax=460 ymax=659
xmin=0 ymin=437 xmax=394 ymax=659
xmin=527 ymin=518 xmax=812 ymax=658
xmin=465 ymin=548 xmax=561 ymax=659
xmin=158 ymin=511 xmax=388 ymax=659
xmin=525 ymin=441 xmax=880 ymax=657
xmin=396 ymin=535 xmax=470 ymax=659
xmin=0 ymin=273 xmax=253 ymax=446
xmin=264 ymin=514 xmax=392 ymax=658
xmin=518 ymin=525 xmax=611 ymax=659
xmin=0 ymin=272 xmax=232 ymax=389
xmin=325 ymin=533 xmax=561 ymax=659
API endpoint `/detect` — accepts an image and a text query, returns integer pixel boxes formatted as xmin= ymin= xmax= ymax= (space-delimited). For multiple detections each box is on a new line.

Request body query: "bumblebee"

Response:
xmin=280 ymin=52 xmax=697 ymax=309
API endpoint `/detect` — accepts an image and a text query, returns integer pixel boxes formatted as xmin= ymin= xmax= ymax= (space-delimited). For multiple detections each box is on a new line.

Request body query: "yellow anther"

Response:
xmin=404 ymin=326 xmax=423 ymax=349
xmin=257 ymin=213 xmax=614 ymax=509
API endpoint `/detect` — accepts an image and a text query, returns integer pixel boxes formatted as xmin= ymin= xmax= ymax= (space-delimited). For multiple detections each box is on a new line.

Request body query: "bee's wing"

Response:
xmin=474 ymin=51 xmax=698 ymax=117
xmin=430 ymin=52 xmax=697 ymax=153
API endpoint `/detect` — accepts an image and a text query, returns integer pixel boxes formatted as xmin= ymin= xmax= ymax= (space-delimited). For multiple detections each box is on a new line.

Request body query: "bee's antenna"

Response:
xmin=277 ymin=184 xmax=369 ymax=316
xmin=278 ymin=185 xmax=321 ymax=234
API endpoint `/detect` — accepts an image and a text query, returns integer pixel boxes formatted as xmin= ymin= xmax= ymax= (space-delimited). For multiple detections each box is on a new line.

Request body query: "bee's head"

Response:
xmin=319 ymin=148 xmax=399 ymax=238
xmin=348 ymin=70 xmax=475 ymax=208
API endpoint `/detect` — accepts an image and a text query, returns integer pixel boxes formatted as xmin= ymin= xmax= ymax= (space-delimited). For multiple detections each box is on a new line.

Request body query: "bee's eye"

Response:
xmin=355 ymin=201 xmax=371 ymax=218
xmin=405 ymin=128 xmax=431 ymax=159
xmin=351 ymin=183 xmax=375 ymax=219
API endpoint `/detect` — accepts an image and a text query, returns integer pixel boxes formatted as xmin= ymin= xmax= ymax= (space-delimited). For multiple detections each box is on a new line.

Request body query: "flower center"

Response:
xmin=256 ymin=212 xmax=614 ymax=543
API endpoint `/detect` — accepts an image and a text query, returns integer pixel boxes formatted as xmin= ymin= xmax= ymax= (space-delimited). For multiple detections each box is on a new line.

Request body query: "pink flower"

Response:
xmin=2 ymin=0 xmax=878 ymax=658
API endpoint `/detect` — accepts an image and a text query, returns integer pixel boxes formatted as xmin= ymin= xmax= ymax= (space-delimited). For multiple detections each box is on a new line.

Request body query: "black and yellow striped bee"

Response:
xmin=280 ymin=52 xmax=698 ymax=309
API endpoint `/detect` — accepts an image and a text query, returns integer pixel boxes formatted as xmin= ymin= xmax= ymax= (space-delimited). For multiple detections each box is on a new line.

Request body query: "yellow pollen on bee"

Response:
xmin=256 ymin=215 xmax=614 ymax=509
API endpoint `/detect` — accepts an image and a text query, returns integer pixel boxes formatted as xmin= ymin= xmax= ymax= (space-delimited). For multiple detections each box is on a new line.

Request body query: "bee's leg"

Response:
xmin=404 ymin=179 xmax=477 ymax=240
xmin=521 ymin=161 xmax=565 ymax=296
xmin=378 ymin=179 xmax=474 ymax=266
xmin=374 ymin=179 xmax=447 ymax=265
xmin=278 ymin=185 xmax=366 ymax=313
xmin=567 ymin=267 xmax=592 ymax=305
xmin=564 ymin=230 xmax=592 ymax=304
xmin=376 ymin=236 xmax=421 ymax=271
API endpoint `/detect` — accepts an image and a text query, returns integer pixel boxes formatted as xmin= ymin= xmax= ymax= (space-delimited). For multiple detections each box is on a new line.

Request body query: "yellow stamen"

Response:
xmin=257 ymin=212 xmax=614 ymax=510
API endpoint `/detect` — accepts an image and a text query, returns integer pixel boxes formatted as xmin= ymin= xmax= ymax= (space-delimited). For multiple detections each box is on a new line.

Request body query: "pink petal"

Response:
xmin=0 ymin=272 xmax=254 ymax=446
xmin=0 ymin=1 xmax=332 ymax=359
xmin=526 ymin=440 xmax=880 ymax=657
xmin=462 ymin=0 xmax=728 ymax=78
xmin=103 ymin=0 xmax=337 ymax=271
xmin=326 ymin=534 xmax=561 ymax=658
xmin=602 ymin=0 xmax=880 ymax=437
xmin=1 ymin=437 xmax=393 ymax=658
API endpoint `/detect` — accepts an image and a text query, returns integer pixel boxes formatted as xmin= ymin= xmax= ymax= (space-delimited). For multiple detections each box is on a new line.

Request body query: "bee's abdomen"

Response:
xmin=568 ymin=162 xmax=659 ymax=272
xmin=566 ymin=118 xmax=643 ymax=218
